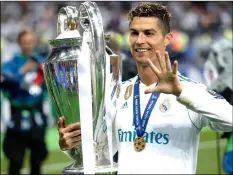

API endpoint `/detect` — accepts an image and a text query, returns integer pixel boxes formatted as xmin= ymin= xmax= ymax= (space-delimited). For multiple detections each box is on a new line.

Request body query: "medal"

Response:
xmin=133 ymin=76 xmax=160 ymax=152
xmin=134 ymin=136 xmax=146 ymax=152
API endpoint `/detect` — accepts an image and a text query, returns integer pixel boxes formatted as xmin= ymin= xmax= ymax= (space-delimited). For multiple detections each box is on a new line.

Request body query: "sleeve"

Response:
xmin=2 ymin=56 xmax=22 ymax=82
xmin=177 ymin=81 xmax=233 ymax=132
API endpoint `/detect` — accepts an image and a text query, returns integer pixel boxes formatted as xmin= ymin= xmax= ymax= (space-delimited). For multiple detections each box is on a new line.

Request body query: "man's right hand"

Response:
xmin=20 ymin=59 xmax=38 ymax=74
xmin=57 ymin=116 xmax=82 ymax=151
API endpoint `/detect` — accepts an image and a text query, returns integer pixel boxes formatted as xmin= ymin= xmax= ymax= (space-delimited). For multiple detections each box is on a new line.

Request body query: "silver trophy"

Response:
xmin=43 ymin=2 xmax=120 ymax=174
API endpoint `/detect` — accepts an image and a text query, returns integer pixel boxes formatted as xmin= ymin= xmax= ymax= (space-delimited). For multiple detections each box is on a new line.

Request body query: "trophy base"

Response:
xmin=61 ymin=162 xmax=118 ymax=174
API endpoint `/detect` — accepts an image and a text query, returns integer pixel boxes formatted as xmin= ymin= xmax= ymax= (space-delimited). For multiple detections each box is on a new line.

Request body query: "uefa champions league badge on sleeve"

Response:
xmin=206 ymin=89 xmax=224 ymax=99
xmin=159 ymin=99 xmax=171 ymax=113
xmin=124 ymin=84 xmax=133 ymax=100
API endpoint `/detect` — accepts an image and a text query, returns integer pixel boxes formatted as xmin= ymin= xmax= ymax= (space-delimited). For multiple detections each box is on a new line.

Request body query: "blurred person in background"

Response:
xmin=0 ymin=29 xmax=48 ymax=175
xmin=108 ymin=31 xmax=137 ymax=82
xmin=204 ymin=36 xmax=233 ymax=174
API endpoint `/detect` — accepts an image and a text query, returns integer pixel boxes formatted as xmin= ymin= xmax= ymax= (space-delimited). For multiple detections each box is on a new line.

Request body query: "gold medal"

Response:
xmin=134 ymin=137 xmax=146 ymax=152
xmin=124 ymin=84 xmax=133 ymax=100
xmin=116 ymin=85 xmax=121 ymax=98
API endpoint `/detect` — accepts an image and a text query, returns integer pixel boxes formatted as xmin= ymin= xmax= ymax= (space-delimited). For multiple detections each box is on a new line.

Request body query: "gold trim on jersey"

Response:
xmin=116 ymin=84 xmax=121 ymax=98
xmin=124 ymin=84 xmax=133 ymax=100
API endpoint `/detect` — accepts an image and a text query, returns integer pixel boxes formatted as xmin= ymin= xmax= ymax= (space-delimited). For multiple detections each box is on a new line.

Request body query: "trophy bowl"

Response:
xmin=43 ymin=2 xmax=120 ymax=174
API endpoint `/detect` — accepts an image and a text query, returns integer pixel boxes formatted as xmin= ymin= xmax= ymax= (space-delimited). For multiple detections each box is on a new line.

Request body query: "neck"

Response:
xmin=22 ymin=51 xmax=33 ymax=58
xmin=136 ymin=63 xmax=158 ymax=86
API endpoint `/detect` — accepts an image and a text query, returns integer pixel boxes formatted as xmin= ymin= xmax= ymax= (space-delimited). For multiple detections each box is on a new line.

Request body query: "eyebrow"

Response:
xmin=129 ymin=28 xmax=156 ymax=33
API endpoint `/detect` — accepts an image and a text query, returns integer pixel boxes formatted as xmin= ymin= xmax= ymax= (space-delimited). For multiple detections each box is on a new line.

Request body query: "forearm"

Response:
xmin=177 ymin=82 xmax=233 ymax=131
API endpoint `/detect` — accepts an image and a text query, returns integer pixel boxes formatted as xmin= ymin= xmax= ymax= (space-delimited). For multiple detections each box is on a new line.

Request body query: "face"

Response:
xmin=18 ymin=32 xmax=36 ymax=56
xmin=129 ymin=17 xmax=171 ymax=65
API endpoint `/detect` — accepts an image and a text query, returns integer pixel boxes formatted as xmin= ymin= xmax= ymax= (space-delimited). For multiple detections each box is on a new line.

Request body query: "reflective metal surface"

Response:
xmin=44 ymin=38 xmax=82 ymax=125
xmin=43 ymin=2 xmax=120 ymax=174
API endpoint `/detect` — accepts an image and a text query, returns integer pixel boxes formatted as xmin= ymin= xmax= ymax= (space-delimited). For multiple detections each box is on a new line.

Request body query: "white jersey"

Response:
xmin=62 ymin=74 xmax=232 ymax=174
xmin=109 ymin=74 xmax=232 ymax=174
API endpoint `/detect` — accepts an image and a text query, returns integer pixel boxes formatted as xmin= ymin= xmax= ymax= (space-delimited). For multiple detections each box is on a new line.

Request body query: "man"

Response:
xmin=1 ymin=30 xmax=48 ymax=174
xmin=57 ymin=3 xmax=232 ymax=174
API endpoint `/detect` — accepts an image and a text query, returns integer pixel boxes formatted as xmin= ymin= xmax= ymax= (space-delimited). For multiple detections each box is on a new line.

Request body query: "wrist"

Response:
xmin=175 ymin=84 xmax=184 ymax=97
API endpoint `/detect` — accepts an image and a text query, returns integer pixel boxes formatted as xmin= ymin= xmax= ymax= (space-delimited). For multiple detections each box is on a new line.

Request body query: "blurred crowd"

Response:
xmin=1 ymin=1 xmax=232 ymax=63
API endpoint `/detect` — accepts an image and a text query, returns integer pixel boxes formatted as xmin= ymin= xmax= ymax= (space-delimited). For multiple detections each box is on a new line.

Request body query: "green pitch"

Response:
xmin=1 ymin=127 xmax=228 ymax=174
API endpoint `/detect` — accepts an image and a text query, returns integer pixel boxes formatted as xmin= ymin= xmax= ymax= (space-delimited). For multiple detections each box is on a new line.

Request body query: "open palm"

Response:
xmin=145 ymin=50 xmax=183 ymax=97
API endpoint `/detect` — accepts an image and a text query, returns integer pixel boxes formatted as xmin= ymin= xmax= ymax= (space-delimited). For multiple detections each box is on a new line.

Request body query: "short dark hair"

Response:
xmin=127 ymin=2 xmax=172 ymax=35
xmin=17 ymin=29 xmax=34 ymax=43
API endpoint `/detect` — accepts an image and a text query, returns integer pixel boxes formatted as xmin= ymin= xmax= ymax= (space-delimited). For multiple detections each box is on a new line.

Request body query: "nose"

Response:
xmin=136 ymin=33 xmax=146 ymax=44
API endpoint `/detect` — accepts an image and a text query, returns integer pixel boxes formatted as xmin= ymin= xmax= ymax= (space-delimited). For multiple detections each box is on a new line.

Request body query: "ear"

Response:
xmin=164 ymin=32 xmax=173 ymax=48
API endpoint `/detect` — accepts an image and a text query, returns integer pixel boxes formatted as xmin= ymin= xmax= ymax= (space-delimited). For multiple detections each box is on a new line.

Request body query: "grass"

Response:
xmin=1 ymin=127 xmax=228 ymax=174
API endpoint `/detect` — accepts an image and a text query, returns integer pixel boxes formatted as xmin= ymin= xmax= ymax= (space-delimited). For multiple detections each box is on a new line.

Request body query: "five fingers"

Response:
xmin=147 ymin=50 xmax=178 ymax=75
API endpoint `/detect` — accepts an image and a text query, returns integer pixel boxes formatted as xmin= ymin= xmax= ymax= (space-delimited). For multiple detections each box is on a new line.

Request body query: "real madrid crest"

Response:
xmin=124 ymin=84 xmax=133 ymax=100
xmin=159 ymin=99 xmax=170 ymax=113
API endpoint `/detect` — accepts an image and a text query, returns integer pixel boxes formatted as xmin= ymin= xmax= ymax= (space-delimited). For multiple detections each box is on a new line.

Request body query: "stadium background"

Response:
xmin=1 ymin=1 xmax=232 ymax=174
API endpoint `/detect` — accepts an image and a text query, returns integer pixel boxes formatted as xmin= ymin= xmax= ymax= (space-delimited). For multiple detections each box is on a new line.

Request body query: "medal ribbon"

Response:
xmin=133 ymin=76 xmax=160 ymax=137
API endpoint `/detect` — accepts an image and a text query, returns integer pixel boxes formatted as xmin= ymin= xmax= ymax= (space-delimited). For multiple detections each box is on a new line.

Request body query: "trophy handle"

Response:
xmin=79 ymin=2 xmax=105 ymax=63
xmin=57 ymin=6 xmax=79 ymax=36
xmin=79 ymin=2 xmax=106 ymax=127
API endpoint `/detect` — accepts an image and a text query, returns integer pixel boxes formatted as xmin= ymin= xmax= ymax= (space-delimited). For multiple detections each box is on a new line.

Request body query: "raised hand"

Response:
xmin=57 ymin=116 xmax=82 ymax=151
xmin=145 ymin=50 xmax=183 ymax=96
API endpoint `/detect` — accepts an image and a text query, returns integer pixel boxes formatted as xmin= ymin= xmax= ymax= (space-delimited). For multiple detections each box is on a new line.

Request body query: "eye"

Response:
xmin=145 ymin=31 xmax=153 ymax=36
xmin=130 ymin=31 xmax=138 ymax=36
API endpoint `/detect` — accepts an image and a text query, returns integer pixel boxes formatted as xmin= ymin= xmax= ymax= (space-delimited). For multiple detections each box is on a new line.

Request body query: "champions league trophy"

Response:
xmin=43 ymin=2 xmax=120 ymax=174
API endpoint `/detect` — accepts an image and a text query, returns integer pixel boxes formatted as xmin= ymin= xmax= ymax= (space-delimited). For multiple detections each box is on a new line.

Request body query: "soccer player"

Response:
xmin=57 ymin=2 xmax=232 ymax=174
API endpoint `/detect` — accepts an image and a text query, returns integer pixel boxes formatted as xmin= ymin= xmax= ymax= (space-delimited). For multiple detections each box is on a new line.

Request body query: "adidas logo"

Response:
xmin=121 ymin=102 xmax=128 ymax=109
xmin=113 ymin=100 xmax=116 ymax=107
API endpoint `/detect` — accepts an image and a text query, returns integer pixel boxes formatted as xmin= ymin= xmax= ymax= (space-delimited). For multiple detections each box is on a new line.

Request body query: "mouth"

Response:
xmin=135 ymin=48 xmax=151 ymax=53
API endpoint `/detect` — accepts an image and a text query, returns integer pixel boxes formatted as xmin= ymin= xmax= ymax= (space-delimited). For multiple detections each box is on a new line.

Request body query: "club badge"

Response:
xmin=124 ymin=84 xmax=133 ymax=100
xmin=159 ymin=99 xmax=170 ymax=113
